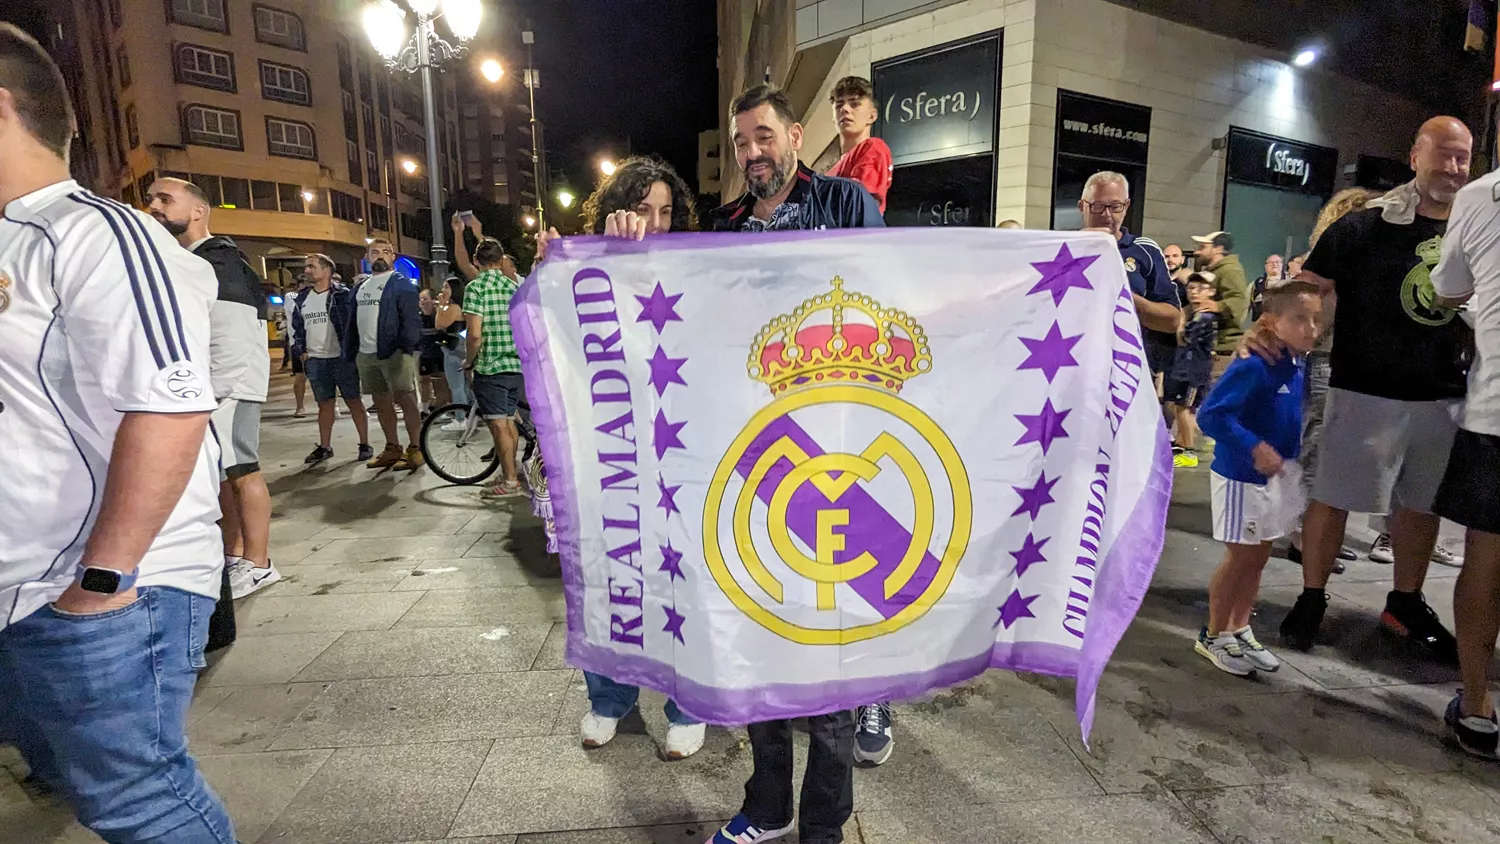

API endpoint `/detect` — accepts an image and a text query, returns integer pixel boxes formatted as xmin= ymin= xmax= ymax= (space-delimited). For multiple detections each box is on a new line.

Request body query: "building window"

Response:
xmin=365 ymin=149 xmax=380 ymax=189
xmin=252 ymin=4 xmax=305 ymax=50
xmin=221 ymin=177 xmax=250 ymax=208
xmin=336 ymin=40 xmax=353 ymax=91
xmin=259 ymin=60 xmax=310 ymax=106
xmin=250 ymin=179 xmax=277 ymax=210
xmin=368 ymin=200 xmax=389 ymax=232
xmin=361 ymin=103 xmax=375 ymax=145
xmin=330 ymin=189 xmax=364 ymax=224
xmin=379 ymin=115 xmax=390 ymax=151
xmin=116 ymin=47 xmax=131 ymax=88
xmin=175 ymin=44 xmax=235 ymax=92
xmin=191 ymin=174 xmax=223 ymax=205
xmin=125 ymin=104 xmax=139 ymax=148
xmin=182 ymin=104 xmax=241 ymax=149
xmin=346 ymin=140 xmax=362 ymax=187
xmin=169 ymin=0 xmax=228 ymax=33
xmin=266 ymin=117 xmax=316 ymax=159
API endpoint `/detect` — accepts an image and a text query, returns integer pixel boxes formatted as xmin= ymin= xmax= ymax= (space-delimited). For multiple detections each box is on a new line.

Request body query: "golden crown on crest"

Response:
xmin=747 ymin=277 xmax=932 ymax=397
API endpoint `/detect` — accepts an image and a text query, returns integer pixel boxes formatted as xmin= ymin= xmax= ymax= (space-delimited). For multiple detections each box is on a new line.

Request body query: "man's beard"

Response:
xmin=370 ymin=259 xmax=392 ymax=272
xmin=745 ymin=153 xmax=794 ymax=200
xmin=151 ymin=212 xmax=189 ymax=236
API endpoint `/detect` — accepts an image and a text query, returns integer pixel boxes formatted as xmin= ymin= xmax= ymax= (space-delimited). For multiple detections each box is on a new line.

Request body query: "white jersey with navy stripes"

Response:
xmin=0 ymin=179 xmax=224 ymax=630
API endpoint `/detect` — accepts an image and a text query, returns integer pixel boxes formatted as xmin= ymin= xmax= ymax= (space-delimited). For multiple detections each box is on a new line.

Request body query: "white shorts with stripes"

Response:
xmin=1211 ymin=462 xmax=1305 ymax=545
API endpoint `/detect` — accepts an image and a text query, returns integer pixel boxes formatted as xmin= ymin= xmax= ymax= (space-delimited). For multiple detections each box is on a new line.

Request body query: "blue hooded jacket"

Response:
xmin=290 ymin=281 xmax=353 ymax=360
xmin=342 ymin=271 xmax=422 ymax=361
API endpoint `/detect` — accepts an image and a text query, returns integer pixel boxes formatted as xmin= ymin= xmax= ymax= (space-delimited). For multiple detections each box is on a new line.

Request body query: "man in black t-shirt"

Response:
xmin=1277 ymin=116 xmax=1474 ymax=659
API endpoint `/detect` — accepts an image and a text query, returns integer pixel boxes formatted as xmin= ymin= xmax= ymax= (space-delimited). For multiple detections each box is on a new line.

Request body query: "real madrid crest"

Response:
xmin=702 ymin=278 xmax=973 ymax=645
xmin=0 ymin=271 xmax=12 ymax=314
xmin=1123 ymin=257 xmax=1137 ymax=273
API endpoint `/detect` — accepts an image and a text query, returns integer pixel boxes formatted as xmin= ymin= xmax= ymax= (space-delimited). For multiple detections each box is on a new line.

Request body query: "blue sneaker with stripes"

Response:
xmin=706 ymin=814 xmax=794 ymax=844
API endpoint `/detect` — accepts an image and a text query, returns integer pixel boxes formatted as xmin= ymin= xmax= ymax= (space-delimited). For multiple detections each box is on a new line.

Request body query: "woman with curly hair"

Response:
xmin=531 ymin=156 xmax=707 ymax=761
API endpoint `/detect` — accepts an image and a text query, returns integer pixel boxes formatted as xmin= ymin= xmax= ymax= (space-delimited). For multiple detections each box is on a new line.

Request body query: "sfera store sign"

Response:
xmin=1055 ymin=90 xmax=1151 ymax=166
xmin=884 ymin=155 xmax=994 ymax=228
xmin=1226 ymin=127 xmax=1338 ymax=196
xmin=872 ymin=32 xmax=1000 ymax=168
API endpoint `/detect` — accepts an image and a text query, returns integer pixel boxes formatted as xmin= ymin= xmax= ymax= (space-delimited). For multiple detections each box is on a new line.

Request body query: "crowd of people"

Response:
xmin=2 ymin=17 xmax=1500 ymax=844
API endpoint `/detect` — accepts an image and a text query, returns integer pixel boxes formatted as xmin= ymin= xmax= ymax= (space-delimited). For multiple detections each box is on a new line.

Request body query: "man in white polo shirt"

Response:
xmin=0 ymin=24 xmax=235 ymax=842
xmin=1432 ymin=165 xmax=1500 ymax=760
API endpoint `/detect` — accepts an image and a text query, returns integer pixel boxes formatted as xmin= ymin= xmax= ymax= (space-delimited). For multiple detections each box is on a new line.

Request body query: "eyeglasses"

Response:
xmin=1083 ymin=201 xmax=1128 ymax=215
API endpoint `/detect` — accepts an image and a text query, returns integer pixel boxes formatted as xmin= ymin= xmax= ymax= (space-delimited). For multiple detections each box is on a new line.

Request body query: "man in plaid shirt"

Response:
xmin=463 ymin=239 xmax=525 ymax=497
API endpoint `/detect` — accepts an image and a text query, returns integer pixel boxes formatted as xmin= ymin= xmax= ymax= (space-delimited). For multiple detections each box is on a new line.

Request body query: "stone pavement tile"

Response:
xmin=257 ymin=740 xmax=492 ymax=844
xmin=532 ymin=623 xmax=570 ymax=671
xmin=1175 ymin=771 xmax=1500 ymax=843
xmin=265 ymin=519 xmax=328 ymax=542
xmin=447 ymin=734 xmax=748 ymax=837
xmin=296 ymin=535 xmax=483 ymax=564
xmin=391 ymin=557 xmax=555 ymax=591
xmin=309 ymin=514 xmax=478 ymax=541
xmin=394 ymin=587 xmax=566 ymax=628
xmin=0 ymin=801 xmax=94 ymax=844
xmin=269 ymin=561 xmax=419 ymax=596
xmin=269 ymin=670 xmax=572 ymax=750
xmin=458 ymin=511 xmax=519 ymax=534
xmin=1313 ymin=682 xmax=1500 ymax=788
xmin=462 ymin=529 xmax=555 ymax=563
xmin=189 ymin=685 xmax=236 ymax=727
xmin=293 ymin=625 xmax=552 ymax=681
xmin=188 ymin=682 xmax=330 ymax=754
xmin=235 ymin=592 xmax=423 ymax=634
xmin=857 ymin=790 xmax=1217 ymax=843
xmin=398 ymin=838 xmax=516 ymax=844
xmin=198 ymin=749 xmax=332 ymax=843
xmin=201 ymin=631 xmax=343 ymax=686
xmin=513 ymin=821 xmax=729 ymax=842
xmin=266 ymin=539 xmax=322 ymax=566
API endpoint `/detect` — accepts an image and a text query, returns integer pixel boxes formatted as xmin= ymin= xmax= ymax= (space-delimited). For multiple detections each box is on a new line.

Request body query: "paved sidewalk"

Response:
xmin=4 ymin=373 xmax=1500 ymax=843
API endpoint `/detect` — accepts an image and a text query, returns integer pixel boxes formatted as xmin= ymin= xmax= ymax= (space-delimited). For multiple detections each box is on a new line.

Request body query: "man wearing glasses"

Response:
xmin=1078 ymin=171 xmax=1182 ymax=336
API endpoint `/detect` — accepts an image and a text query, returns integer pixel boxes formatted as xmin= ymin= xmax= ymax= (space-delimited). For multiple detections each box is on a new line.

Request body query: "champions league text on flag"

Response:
xmin=512 ymin=228 xmax=1172 ymax=741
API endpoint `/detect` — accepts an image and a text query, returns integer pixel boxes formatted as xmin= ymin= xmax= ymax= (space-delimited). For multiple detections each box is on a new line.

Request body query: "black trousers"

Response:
xmin=742 ymin=712 xmax=855 ymax=844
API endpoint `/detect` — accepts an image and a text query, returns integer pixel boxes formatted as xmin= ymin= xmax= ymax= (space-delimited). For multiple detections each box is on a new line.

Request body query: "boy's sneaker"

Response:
xmin=707 ymin=814 xmax=794 ymax=844
xmin=1172 ymin=450 xmax=1200 ymax=469
xmin=664 ymin=722 xmax=706 ymax=760
xmin=1444 ymin=694 xmax=1500 ymax=760
xmin=1171 ymin=445 xmax=1185 ymax=456
xmin=230 ymin=562 xmax=282 ymax=600
xmin=304 ymin=445 xmax=333 ymax=464
xmin=1431 ymin=544 xmax=1464 ymax=568
xmin=367 ymin=444 xmax=403 ymax=469
xmin=580 ymin=712 xmax=619 ymax=749
xmin=1279 ymin=589 xmax=1328 ymax=651
xmin=1232 ymin=626 xmax=1280 ymax=672
xmin=854 ymin=702 xmax=894 ymax=765
xmin=1381 ymin=591 xmax=1459 ymax=664
xmin=1369 ymin=533 xmax=1395 ymax=564
xmin=1195 ymin=627 xmax=1256 ymax=676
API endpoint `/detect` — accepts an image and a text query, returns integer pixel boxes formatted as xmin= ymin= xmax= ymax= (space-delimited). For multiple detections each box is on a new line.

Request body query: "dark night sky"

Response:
xmin=522 ymin=1 xmax=719 ymax=199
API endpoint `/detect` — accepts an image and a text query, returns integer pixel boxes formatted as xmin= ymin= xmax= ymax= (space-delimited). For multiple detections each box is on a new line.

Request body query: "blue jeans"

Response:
xmin=442 ymin=346 xmax=469 ymax=415
xmin=584 ymin=671 xmax=699 ymax=726
xmin=0 ymin=586 xmax=235 ymax=844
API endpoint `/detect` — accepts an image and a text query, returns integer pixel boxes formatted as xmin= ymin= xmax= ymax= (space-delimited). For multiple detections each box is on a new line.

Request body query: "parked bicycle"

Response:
xmin=419 ymin=383 xmax=537 ymax=486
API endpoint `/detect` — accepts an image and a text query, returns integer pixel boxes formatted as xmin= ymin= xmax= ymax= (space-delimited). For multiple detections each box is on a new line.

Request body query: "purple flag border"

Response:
xmin=511 ymin=234 xmax=1172 ymax=733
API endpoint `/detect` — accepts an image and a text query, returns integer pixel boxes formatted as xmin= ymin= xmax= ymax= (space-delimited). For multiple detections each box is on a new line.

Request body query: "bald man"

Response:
xmin=1274 ymin=117 xmax=1473 ymax=658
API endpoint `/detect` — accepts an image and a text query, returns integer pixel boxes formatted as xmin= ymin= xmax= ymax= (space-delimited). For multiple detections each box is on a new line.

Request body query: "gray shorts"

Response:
xmin=212 ymin=398 xmax=262 ymax=480
xmin=1311 ymin=387 xmax=1461 ymax=515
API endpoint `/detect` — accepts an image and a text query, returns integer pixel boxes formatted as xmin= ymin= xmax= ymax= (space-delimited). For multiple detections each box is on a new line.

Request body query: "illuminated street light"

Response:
xmin=598 ymin=158 xmax=617 ymax=176
xmin=557 ymin=189 xmax=575 ymax=209
xmin=301 ymin=190 xmax=316 ymax=202
xmin=480 ymin=58 xmax=503 ymax=83
xmin=1292 ymin=49 xmax=1317 ymax=67
xmin=400 ymin=158 xmax=419 ymax=175
xmin=523 ymin=215 xmax=537 ymax=228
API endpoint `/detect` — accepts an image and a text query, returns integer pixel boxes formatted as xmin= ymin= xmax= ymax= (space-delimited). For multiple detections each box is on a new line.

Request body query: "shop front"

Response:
xmin=1051 ymin=90 xmax=1152 ymax=235
xmin=871 ymin=31 xmax=1001 ymax=227
xmin=1221 ymin=128 xmax=1339 ymax=264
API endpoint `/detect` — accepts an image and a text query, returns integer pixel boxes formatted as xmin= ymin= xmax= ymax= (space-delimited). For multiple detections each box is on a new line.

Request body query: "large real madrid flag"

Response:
xmin=512 ymin=227 xmax=1171 ymax=739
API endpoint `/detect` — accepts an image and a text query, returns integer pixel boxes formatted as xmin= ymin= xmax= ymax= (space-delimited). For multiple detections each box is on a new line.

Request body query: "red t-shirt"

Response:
xmin=827 ymin=137 xmax=893 ymax=214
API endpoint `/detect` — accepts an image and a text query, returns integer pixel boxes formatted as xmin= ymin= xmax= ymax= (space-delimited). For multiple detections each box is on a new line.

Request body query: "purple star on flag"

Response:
xmin=636 ymin=282 xmax=683 ymax=334
xmin=1028 ymin=244 xmax=1098 ymax=306
xmin=663 ymin=604 xmax=687 ymax=644
xmin=659 ymin=541 xmax=685 ymax=582
xmin=647 ymin=346 xmax=688 ymax=397
xmin=656 ymin=474 xmax=681 ymax=517
xmin=653 ymin=410 xmax=686 ymax=459
xmin=1009 ymin=533 xmax=1049 ymax=577
xmin=994 ymin=590 xmax=1040 ymax=629
xmin=1012 ymin=472 xmax=1059 ymax=520
xmin=1015 ymin=399 xmax=1071 ymax=455
xmin=1018 ymin=322 xmax=1083 ymax=383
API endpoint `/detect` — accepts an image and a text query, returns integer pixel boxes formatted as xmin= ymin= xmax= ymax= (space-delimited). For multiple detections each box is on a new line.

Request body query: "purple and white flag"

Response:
xmin=513 ymin=227 xmax=1170 ymax=739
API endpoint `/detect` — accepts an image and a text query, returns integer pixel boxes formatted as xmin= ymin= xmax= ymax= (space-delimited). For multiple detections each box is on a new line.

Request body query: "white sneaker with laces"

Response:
xmin=580 ymin=712 xmax=619 ymax=748
xmin=1233 ymin=626 xmax=1281 ymax=672
xmin=664 ymin=722 xmax=706 ymax=759
xmin=441 ymin=418 xmax=469 ymax=433
xmin=1369 ymin=533 xmax=1395 ymax=564
xmin=1431 ymin=544 xmax=1464 ymax=568
xmin=230 ymin=562 xmax=282 ymax=600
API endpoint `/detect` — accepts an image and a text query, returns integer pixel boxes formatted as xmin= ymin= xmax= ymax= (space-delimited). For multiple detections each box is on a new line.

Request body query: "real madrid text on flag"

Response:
xmin=513 ymin=228 xmax=1171 ymax=740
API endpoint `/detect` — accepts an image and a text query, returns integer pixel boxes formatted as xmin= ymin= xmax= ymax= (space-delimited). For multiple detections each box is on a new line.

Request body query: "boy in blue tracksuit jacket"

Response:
xmin=1193 ymin=280 xmax=1324 ymax=678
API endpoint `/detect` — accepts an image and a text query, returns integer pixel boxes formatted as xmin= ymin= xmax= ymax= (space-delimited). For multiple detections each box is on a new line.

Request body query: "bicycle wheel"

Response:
xmin=420 ymin=403 xmax=499 ymax=485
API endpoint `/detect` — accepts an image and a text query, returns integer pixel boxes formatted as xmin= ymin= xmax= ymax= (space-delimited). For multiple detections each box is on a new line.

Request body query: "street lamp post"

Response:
xmin=523 ymin=30 xmax=545 ymax=231
xmin=364 ymin=0 xmax=481 ymax=287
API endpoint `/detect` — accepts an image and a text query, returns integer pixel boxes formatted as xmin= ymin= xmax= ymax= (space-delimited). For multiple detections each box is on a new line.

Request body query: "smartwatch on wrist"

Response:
xmin=75 ymin=565 xmax=139 ymax=594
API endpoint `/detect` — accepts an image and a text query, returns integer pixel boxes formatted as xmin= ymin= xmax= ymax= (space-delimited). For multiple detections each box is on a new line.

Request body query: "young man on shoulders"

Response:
xmin=826 ymin=76 xmax=892 ymax=215
xmin=345 ymin=238 xmax=425 ymax=470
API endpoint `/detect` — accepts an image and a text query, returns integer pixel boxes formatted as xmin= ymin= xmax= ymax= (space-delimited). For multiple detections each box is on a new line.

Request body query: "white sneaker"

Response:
xmin=664 ymin=722 xmax=706 ymax=759
xmin=1232 ymin=626 xmax=1281 ymax=672
xmin=1369 ymin=533 xmax=1395 ymax=564
xmin=441 ymin=418 xmax=469 ymax=433
xmin=230 ymin=562 xmax=282 ymax=600
xmin=580 ymin=712 xmax=619 ymax=748
xmin=1431 ymin=544 xmax=1464 ymax=568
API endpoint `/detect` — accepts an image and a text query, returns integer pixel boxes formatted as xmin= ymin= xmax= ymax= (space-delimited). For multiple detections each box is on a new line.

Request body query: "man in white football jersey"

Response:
xmin=0 ymin=24 xmax=235 ymax=842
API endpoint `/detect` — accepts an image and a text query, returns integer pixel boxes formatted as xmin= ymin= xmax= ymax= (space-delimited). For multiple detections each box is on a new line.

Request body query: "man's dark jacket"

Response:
xmin=342 ymin=272 xmax=422 ymax=361
xmin=709 ymin=162 xmax=884 ymax=231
